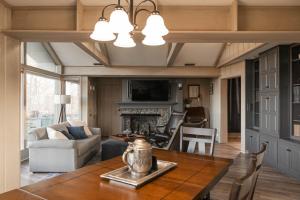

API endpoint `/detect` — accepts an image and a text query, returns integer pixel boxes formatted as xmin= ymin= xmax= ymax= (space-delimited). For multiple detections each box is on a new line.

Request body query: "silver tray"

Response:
xmin=100 ymin=160 xmax=177 ymax=188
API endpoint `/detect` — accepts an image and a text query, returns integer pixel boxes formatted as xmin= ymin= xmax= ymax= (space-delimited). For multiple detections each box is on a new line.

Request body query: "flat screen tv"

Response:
xmin=131 ymin=80 xmax=170 ymax=101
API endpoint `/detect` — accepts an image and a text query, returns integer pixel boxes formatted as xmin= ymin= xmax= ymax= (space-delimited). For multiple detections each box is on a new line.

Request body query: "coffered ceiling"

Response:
xmin=5 ymin=0 xmax=300 ymax=6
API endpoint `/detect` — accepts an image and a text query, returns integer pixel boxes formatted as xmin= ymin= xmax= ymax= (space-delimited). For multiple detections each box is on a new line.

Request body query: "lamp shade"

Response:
xmin=113 ymin=32 xmax=136 ymax=48
xmin=109 ymin=7 xmax=134 ymax=33
xmin=142 ymin=35 xmax=166 ymax=46
xmin=142 ymin=12 xmax=169 ymax=37
xmin=90 ymin=18 xmax=116 ymax=41
xmin=54 ymin=95 xmax=71 ymax=105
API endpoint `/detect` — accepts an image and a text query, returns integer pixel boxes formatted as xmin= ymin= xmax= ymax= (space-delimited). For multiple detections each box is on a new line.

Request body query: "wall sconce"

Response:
xmin=177 ymin=83 xmax=183 ymax=90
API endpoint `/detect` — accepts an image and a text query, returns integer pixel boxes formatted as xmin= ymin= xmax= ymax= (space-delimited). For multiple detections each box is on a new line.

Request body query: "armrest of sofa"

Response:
xmin=28 ymin=139 xmax=76 ymax=149
xmin=90 ymin=127 xmax=101 ymax=136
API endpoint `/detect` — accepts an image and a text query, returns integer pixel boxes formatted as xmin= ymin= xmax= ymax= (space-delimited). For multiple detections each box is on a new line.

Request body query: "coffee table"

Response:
xmin=0 ymin=149 xmax=232 ymax=200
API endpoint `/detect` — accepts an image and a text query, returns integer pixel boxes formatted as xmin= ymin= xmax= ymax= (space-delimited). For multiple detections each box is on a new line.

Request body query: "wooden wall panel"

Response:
xmin=97 ymin=78 xmax=122 ymax=136
xmin=0 ymin=2 xmax=21 ymax=193
xmin=12 ymin=7 xmax=76 ymax=30
xmin=0 ymin=2 xmax=21 ymax=194
xmin=80 ymin=6 xmax=231 ymax=31
xmin=239 ymin=6 xmax=300 ymax=31
xmin=217 ymin=43 xmax=264 ymax=67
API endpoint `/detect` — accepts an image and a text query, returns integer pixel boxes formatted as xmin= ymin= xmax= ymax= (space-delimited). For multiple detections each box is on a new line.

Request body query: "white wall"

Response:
xmin=210 ymin=61 xmax=246 ymax=152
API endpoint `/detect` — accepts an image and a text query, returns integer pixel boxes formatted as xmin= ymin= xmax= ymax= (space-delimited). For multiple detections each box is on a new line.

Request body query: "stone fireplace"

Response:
xmin=119 ymin=103 xmax=174 ymax=133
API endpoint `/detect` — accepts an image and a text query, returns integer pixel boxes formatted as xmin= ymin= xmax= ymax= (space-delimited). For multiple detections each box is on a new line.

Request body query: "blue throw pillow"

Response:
xmin=67 ymin=126 xmax=88 ymax=140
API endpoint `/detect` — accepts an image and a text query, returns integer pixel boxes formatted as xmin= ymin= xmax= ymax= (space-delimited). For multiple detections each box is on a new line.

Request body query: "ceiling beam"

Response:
xmin=75 ymin=42 xmax=110 ymax=66
xmin=4 ymin=30 xmax=300 ymax=43
xmin=76 ymin=0 xmax=83 ymax=31
xmin=230 ymin=0 xmax=238 ymax=31
xmin=167 ymin=43 xmax=184 ymax=66
xmin=214 ymin=43 xmax=227 ymax=67
xmin=98 ymin=43 xmax=111 ymax=66
xmin=41 ymin=42 xmax=63 ymax=66
xmin=63 ymin=66 xmax=220 ymax=77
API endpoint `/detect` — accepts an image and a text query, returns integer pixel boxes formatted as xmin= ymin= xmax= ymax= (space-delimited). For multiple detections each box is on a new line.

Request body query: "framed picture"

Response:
xmin=188 ymin=85 xmax=200 ymax=98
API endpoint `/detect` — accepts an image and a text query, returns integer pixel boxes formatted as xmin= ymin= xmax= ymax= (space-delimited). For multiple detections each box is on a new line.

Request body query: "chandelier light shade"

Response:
xmin=114 ymin=32 xmax=136 ymax=48
xmin=90 ymin=0 xmax=169 ymax=47
xmin=90 ymin=18 xmax=116 ymax=41
xmin=142 ymin=35 xmax=165 ymax=46
xmin=109 ymin=7 xmax=134 ymax=33
xmin=142 ymin=12 xmax=169 ymax=37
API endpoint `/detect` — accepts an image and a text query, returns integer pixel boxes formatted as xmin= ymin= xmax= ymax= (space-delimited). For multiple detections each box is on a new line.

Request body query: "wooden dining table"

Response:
xmin=0 ymin=149 xmax=232 ymax=200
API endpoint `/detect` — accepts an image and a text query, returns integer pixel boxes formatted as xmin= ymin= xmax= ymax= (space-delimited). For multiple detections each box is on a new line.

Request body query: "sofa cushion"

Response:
xmin=67 ymin=126 xmax=88 ymax=140
xmin=49 ymin=122 xmax=70 ymax=133
xmin=68 ymin=120 xmax=93 ymax=137
xmin=76 ymin=135 xmax=100 ymax=156
xmin=47 ymin=127 xmax=68 ymax=140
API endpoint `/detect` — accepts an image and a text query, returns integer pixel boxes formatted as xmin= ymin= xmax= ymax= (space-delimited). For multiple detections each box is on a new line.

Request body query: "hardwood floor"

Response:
xmin=20 ymin=140 xmax=300 ymax=200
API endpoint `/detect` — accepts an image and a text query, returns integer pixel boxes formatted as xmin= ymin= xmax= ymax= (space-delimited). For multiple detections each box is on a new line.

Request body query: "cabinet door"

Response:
xmin=267 ymin=48 xmax=279 ymax=72
xmin=260 ymin=73 xmax=269 ymax=91
xmin=260 ymin=56 xmax=268 ymax=74
xmin=268 ymin=71 xmax=278 ymax=91
xmin=268 ymin=94 xmax=279 ymax=136
xmin=278 ymin=140 xmax=300 ymax=180
xmin=259 ymin=135 xmax=278 ymax=168
xmin=246 ymin=130 xmax=259 ymax=153
xmin=290 ymin=146 xmax=300 ymax=179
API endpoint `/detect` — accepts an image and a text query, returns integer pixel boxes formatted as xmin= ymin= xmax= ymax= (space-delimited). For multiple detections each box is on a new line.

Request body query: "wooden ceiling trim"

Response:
xmin=0 ymin=0 xmax=11 ymax=8
xmin=214 ymin=43 xmax=227 ymax=67
xmin=74 ymin=42 xmax=109 ymax=66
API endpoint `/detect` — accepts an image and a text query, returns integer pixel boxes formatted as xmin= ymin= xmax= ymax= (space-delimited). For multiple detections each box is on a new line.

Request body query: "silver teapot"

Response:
xmin=122 ymin=138 xmax=152 ymax=177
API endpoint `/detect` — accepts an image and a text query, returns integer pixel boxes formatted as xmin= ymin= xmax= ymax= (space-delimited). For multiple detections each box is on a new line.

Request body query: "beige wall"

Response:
xmin=210 ymin=61 xmax=246 ymax=152
xmin=183 ymin=78 xmax=211 ymax=122
xmin=0 ymin=2 xmax=21 ymax=193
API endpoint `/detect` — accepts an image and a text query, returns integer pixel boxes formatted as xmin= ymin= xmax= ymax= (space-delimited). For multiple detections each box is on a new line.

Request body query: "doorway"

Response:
xmin=227 ymin=77 xmax=241 ymax=146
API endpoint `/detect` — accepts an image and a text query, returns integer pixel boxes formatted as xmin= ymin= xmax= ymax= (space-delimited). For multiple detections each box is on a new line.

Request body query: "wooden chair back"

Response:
xmin=180 ymin=126 xmax=216 ymax=156
xmin=229 ymin=158 xmax=257 ymax=200
xmin=248 ymin=143 xmax=267 ymax=200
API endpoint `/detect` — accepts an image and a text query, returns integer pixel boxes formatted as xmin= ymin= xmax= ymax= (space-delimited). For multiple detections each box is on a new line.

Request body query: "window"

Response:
xmin=66 ymin=80 xmax=81 ymax=121
xmin=23 ymin=73 xmax=60 ymax=146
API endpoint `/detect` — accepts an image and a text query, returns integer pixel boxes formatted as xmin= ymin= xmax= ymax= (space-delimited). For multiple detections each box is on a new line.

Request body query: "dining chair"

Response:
xmin=248 ymin=143 xmax=267 ymax=200
xmin=229 ymin=158 xmax=257 ymax=200
xmin=180 ymin=126 xmax=217 ymax=156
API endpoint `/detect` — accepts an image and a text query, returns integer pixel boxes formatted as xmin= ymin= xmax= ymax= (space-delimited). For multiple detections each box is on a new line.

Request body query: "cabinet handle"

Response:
xmin=265 ymin=141 xmax=269 ymax=144
xmin=286 ymin=149 xmax=291 ymax=152
xmin=250 ymin=136 xmax=253 ymax=138
xmin=266 ymin=85 xmax=269 ymax=88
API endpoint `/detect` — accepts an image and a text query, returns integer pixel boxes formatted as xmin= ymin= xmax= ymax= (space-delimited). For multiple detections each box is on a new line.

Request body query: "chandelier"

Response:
xmin=90 ymin=0 xmax=169 ymax=48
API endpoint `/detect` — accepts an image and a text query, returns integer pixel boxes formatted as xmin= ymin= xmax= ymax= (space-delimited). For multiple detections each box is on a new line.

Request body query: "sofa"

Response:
xmin=28 ymin=122 xmax=101 ymax=173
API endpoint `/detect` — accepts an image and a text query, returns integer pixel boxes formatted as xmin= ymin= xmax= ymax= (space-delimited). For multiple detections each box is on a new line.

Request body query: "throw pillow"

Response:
xmin=47 ymin=127 xmax=68 ymax=140
xmin=58 ymin=129 xmax=75 ymax=140
xmin=67 ymin=126 xmax=88 ymax=140
xmin=68 ymin=120 xmax=93 ymax=136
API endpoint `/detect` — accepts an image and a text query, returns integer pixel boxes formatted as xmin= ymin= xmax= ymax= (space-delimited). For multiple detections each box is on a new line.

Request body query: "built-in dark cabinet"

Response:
xmin=245 ymin=45 xmax=300 ymax=180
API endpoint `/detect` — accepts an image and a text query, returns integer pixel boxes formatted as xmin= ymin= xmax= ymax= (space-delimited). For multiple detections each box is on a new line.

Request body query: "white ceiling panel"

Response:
xmin=107 ymin=43 xmax=168 ymax=66
xmin=50 ymin=42 xmax=98 ymax=66
xmin=173 ymin=43 xmax=224 ymax=67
